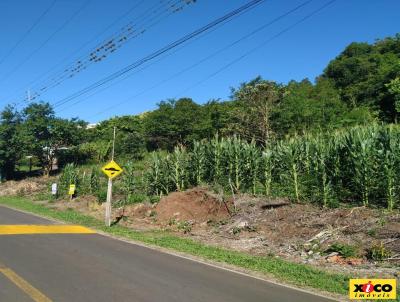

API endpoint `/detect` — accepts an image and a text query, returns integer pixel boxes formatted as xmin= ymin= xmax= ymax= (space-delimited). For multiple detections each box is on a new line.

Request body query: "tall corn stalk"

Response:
xmin=146 ymin=152 xmax=170 ymax=196
xmin=89 ymin=166 xmax=100 ymax=194
xmin=261 ymin=149 xmax=274 ymax=196
xmin=276 ymin=138 xmax=302 ymax=202
xmin=210 ymin=135 xmax=223 ymax=184
xmin=171 ymin=145 xmax=188 ymax=191
xmin=121 ymin=161 xmax=136 ymax=204
xmin=59 ymin=163 xmax=78 ymax=195
xmin=245 ymin=140 xmax=260 ymax=195
xmin=345 ymin=126 xmax=377 ymax=207
xmin=377 ymin=125 xmax=398 ymax=210
xmin=225 ymin=136 xmax=243 ymax=192
xmin=191 ymin=141 xmax=206 ymax=185
xmin=313 ymin=136 xmax=333 ymax=207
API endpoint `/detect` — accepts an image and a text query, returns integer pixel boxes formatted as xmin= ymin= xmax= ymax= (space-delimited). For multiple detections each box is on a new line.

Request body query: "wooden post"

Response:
xmin=105 ymin=127 xmax=116 ymax=227
xmin=105 ymin=178 xmax=112 ymax=226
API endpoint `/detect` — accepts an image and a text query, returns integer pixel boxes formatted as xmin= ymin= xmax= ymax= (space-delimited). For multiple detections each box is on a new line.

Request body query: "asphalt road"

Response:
xmin=0 ymin=205 xmax=338 ymax=302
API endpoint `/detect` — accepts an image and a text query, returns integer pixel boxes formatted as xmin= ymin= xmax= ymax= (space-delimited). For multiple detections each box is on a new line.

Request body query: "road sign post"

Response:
xmin=68 ymin=184 xmax=76 ymax=201
xmin=101 ymin=127 xmax=123 ymax=227
xmin=105 ymin=178 xmax=113 ymax=227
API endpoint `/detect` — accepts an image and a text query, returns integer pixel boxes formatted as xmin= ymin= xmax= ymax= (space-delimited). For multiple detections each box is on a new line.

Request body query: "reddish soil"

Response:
xmin=155 ymin=188 xmax=231 ymax=224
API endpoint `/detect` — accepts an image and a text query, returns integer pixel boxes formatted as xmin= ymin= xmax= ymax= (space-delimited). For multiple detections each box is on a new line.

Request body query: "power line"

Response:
xmin=5 ymin=0 xmax=173 ymax=104
xmin=88 ymin=0 xmax=337 ymax=120
xmin=0 ymin=0 xmax=92 ymax=86
xmin=8 ymin=0 xmax=192 ymax=105
xmin=174 ymin=0 xmax=337 ymax=98
xmin=66 ymin=0 xmax=314 ymax=118
xmin=7 ymin=0 xmax=147 ymax=102
xmin=0 ymin=0 xmax=57 ymax=67
xmin=52 ymin=0 xmax=265 ymax=109
xmin=56 ymin=0 xmax=267 ymax=113
xmin=32 ymin=0 xmax=184 ymax=100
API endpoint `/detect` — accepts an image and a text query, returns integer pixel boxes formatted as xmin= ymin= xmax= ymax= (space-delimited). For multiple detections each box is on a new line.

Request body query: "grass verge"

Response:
xmin=0 ymin=196 xmax=349 ymax=296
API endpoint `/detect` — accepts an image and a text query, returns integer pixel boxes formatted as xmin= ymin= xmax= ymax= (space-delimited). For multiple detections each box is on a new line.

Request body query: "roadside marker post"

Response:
xmin=101 ymin=127 xmax=123 ymax=227
xmin=68 ymin=184 xmax=76 ymax=200
xmin=51 ymin=183 xmax=58 ymax=200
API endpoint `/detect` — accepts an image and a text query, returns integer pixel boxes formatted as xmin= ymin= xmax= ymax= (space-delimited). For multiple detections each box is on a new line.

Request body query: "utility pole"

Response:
xmin=105 ymin=127 xmax=116 ymax=227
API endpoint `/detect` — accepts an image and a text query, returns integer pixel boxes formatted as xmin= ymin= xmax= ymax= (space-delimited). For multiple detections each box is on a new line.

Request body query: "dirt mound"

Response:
xmin=120 ymin=203 xmax=154 ymax=218
xmin=155 ymin=188 xmax=230 ymax=224
xmin=0 ymin=178 xmax=48 ymax=196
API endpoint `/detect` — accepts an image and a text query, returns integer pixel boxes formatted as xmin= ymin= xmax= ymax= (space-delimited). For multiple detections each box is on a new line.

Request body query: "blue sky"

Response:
xmin=0 ymin=0 xmax=399 ymax=123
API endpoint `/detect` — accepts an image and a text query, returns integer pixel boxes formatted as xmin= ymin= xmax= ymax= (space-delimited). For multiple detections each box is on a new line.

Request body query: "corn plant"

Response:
xmin=120 ymin=161 xmax=136 ymax=204
xmin=170 ymin=145 xmax=189 ymax=191
xmin=145 ymin=152 xmax=170 ymax=196
xmin=89 ymin=166 xmax=100 ymax=194
xmin=377 ymin=125 xmax=398 ymax=210
xmin=345 ymin=126 xmax=378 ymax=206
xmin=261 ymin=149 xmax=274 ymax=196
xmin=191 ymin=141 xmax=206 ymax=185
xmin=275 ymin=137 xmax=303 ymax=202
xmin=312 ymin=136 xmax=333 ymax=207
xmin=59 ymin=163 xmax=78 ymax=195
xmin=210 ymin=134 xmax=223 ymax=184
xmin=242 ymin=139 xmax=260 ymax=194
xmin=142 ymin=124 xmax=400 ymax=210
xmin=224 ymin=136 xmax=244 ymax=192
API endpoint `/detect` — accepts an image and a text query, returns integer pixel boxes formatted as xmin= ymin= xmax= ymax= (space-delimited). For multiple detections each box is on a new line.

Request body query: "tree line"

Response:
xmin=0 ymin=34 xmax=399 ymax=180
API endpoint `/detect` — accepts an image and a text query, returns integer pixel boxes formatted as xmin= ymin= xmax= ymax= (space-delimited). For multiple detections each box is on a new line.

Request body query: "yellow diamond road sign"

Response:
xmin=102 ymin=160 xmax=123 ymax=179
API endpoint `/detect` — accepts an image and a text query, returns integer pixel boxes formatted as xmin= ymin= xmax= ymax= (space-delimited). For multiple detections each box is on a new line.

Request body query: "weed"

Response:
xmin=367 ymin=228 xmax=377 ymax=237
xmin=325 ymin=243 xmax=357 ymax=258
xmin=232 ymin=226 xmax=242 ymax=235
xmin=177 ymin=221 xmax=193 ymax=234
xmin=367 ymin=242 xmax=392 ymax=261
xmin=168 ymin=218 xmax=177 ymax=226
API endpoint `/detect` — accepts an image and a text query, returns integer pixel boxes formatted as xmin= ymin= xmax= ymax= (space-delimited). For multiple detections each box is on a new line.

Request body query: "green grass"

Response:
xmin=0 ymin=196 xmax=350 ymax=296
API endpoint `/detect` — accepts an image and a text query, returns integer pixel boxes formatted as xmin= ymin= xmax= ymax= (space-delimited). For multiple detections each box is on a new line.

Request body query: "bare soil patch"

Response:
xmin=155 ymin=188 xmax=231 ymax=224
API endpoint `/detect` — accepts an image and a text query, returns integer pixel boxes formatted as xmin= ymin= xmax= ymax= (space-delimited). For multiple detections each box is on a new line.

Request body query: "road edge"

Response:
xmin=0 ymin=202 xmax=346 ymax=302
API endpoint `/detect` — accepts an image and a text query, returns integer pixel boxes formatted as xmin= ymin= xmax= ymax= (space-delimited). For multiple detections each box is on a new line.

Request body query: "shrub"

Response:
xmin=326 ymin=243 xmax=357 ymax=258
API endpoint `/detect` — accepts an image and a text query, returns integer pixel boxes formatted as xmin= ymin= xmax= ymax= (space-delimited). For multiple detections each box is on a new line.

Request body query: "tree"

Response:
xmin=322 ymin=35 xmax=400 ymax=121
xmin=22 ymin=102 xmax=84 ymax=176
xmin=0 ymin=106 xmax=23 ymax=179
xmin=197 ymin=100 xmax=235 ymax=138
xmin=231 ymin=77 xmax=285 ymax=145
xmin=143 ymin=98 xmax=204 ymax=150
xmin=386 ymin=77 xmax=400 ymax=122
xmin=89 ymin=115 xmax=145 ymax=160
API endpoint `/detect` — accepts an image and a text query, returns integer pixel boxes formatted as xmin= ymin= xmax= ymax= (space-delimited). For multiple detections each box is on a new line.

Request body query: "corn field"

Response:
xmin=145 ymin=124 xmax=400 ymax=210
xmin=59 ymin=163 xmax=100 ymax=196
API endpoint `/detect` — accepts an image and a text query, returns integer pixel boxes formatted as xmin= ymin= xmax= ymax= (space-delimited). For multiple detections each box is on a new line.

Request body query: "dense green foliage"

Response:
xmin=146 ymin=125 xmax=400 ymax=210
xmin=0 ymin=102 xmax=85 ymax=179
xmin=322 ymin=35 xmax=400 ymax=121
xmin=0 ymin=106 xmax=23 ymax=179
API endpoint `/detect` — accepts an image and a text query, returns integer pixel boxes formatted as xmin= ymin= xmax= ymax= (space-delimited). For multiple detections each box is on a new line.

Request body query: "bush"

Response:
xmin=325 ymin=243 xmax=357 ymax=258
xmin=96 ymin=189 xmax=107 ymax=203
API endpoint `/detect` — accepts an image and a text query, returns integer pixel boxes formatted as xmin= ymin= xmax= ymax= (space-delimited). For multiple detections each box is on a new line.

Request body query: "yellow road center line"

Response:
xmin=0 ymin=266 xmax=52 ymax=302
xmin=0 ymin=225 xmax=95 ymax=235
